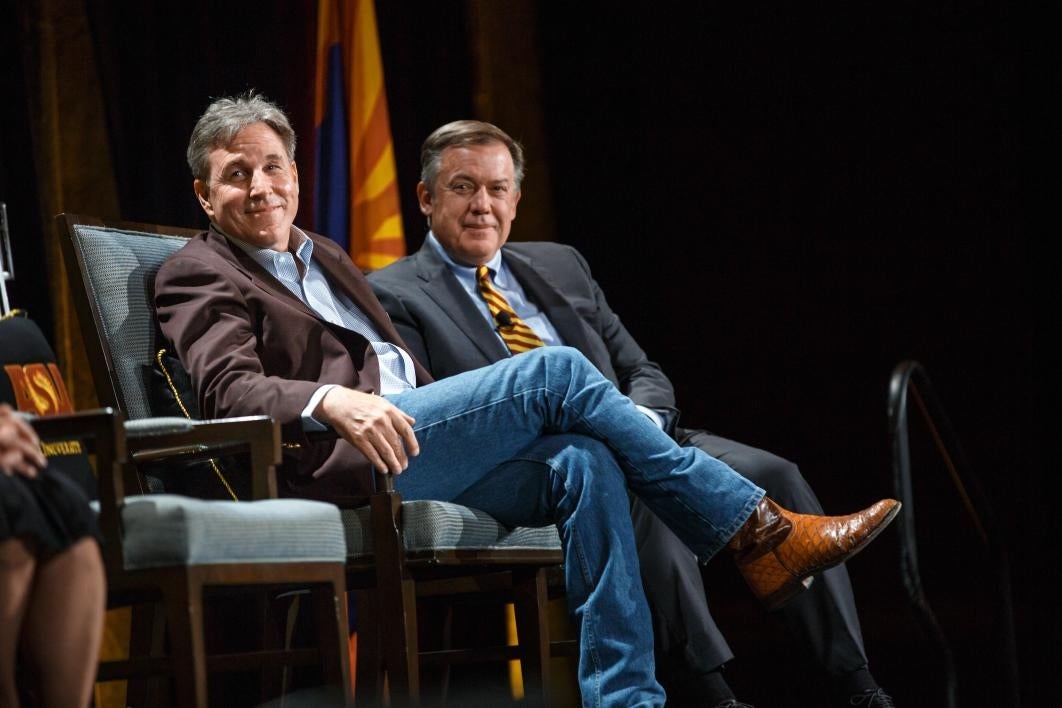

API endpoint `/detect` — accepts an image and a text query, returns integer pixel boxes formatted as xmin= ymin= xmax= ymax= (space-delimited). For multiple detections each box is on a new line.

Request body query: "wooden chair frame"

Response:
xmin=29 ymin=408 xmax=351 ymax=707
xmin=58 ymin=212 xmax=574 ymax=707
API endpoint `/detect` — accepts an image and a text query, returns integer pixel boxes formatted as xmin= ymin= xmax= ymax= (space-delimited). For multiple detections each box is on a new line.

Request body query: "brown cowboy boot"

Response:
xmin=728 ymin=497 xmax=901 ymax=610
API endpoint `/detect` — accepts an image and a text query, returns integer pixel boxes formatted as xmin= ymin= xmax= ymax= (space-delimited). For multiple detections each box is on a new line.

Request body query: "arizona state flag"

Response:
xmin=314 ymin=0 xmax=405 ymax=270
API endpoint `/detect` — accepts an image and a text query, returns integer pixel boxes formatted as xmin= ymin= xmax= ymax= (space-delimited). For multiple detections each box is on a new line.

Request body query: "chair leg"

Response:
xmin=124 ymin=601 xmax=167 ymax=708
xmin=415 ymin=597 xmax=453 ymax=708
xmin=513 ymin=568 xmax=552 ymax=708
xmin=438 ymin=600 xmax=454 ymax=706
xmin=355 ymin=590 xmax=383 ymax=704
xmin=370 ymin=490 xmax=420 ymax=706
xmin=162 ymin=572 xmax=207 ymax=708
xmin=256 ymin=589 xmax=287 ymax=703
xmin=379 ymin=578 xmax=420 ymax=706
xmin=311 ymin=573 xmax=353 ymax=706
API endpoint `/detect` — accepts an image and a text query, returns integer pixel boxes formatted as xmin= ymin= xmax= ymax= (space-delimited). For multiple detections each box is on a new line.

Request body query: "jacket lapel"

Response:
xmin=503 ymin=248 xmax=598 ymax=361
xmin=412 ymin=243 xmax=511 ymax=362
xmin=312 ymin=234 xmax=435 ymax=384
xmin=205 ymin=226 xmax=322 ymax=320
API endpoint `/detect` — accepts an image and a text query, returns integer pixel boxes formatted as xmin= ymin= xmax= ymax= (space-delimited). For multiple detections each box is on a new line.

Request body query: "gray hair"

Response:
xmin=420 ymin=120 xmax=525 ymax=193
xmin=187 ymin=90 xmax=296 ymax=184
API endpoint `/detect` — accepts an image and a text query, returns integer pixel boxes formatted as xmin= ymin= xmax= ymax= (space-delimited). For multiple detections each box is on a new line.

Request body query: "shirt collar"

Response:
xmin=222 ymin=225 xmax=314 ymax=278
xmin=426 ymin=231 xmax=505 ymax=283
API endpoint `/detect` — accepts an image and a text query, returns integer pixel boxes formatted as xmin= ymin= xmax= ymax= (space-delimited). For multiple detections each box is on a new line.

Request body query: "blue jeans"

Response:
xmin=385 ymin=347 xmax=764 ymax=708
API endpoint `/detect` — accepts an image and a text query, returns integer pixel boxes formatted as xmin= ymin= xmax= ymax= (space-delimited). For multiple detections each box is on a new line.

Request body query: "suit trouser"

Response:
xmin=631 ymin=427 xmax=870 ymax=686
xmin=384 ymin=347 xmax=764 ymax=708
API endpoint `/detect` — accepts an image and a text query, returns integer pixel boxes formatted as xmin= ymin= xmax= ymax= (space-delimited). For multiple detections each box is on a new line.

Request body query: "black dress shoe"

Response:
xmin=848 ymin=688 xmax=896 ymax=706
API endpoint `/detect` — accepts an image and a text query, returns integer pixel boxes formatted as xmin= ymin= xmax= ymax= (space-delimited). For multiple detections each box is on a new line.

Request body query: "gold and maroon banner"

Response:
xmin=314 ymin=0 xmax=405 ymax=271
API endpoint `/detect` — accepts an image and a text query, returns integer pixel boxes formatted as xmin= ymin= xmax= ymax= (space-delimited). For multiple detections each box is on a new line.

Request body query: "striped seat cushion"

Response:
xmin=341 ymin=499 xmax=561 ymax=558
xmin=119 ymin=494 xmax=346 ymax=569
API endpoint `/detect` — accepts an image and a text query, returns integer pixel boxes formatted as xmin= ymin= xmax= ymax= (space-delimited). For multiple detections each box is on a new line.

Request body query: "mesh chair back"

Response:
xmin=66 ymin=222 xmax=194 ymax=420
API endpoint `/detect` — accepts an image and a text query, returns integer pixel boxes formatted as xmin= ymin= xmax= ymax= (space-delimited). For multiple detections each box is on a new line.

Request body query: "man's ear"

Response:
xmin=193 ymin=179 xmax=214 ymax=218
xmin=416 ymin=181 xmax=433 ymax=216
xmin=512 ymin=188 xmax=521 ymax=220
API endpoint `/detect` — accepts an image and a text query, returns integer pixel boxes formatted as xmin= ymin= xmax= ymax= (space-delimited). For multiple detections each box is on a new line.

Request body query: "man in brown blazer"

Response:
xmin=154 ymin=91 xmax=899 ymax=708
xmin=155 ymin=200 xmax=433 ymax=505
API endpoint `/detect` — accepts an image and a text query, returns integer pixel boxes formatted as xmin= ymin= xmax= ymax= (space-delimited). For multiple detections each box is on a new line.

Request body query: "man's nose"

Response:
xmin=470 ymin=186 xmax=490 ymax=212
xmin=249 ymin=170 xmax=271 ymax=196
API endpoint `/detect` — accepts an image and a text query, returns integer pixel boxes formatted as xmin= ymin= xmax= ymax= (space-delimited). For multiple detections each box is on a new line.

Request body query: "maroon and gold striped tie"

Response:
xmin=476 ymin=265 xmax=545 ymax=354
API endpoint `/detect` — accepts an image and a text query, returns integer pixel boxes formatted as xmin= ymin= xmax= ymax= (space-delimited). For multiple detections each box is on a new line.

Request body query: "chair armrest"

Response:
xmin=125 ymin=416 xmax=282 ymax=500
xmin=31 ymin=411 xmax=281 ymax=500
xmin=31 ymin=412 xmax=282 ymax=566
xmin=26 ymin=407 xmax=125 ymax=448
xmin=29 ymin=408 xmax=127 ymax=568
xmin=124 ymin=417 xmax=195 ymax=437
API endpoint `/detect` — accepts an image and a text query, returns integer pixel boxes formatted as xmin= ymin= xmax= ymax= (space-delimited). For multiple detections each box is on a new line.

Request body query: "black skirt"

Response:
xmin=0 ymin=466 xmax=101 ymax=558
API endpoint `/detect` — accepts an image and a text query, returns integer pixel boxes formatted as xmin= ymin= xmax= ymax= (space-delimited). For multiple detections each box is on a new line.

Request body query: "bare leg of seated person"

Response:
xmin=0 ymin=537 xmax=105 ymax=708
xmin=0 ymin=538 xmax=35 ymax=708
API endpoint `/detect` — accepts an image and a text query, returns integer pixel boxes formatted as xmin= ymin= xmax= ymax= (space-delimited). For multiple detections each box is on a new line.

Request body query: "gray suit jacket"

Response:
xmin=368 ymin=240 xmax=680 ymax=434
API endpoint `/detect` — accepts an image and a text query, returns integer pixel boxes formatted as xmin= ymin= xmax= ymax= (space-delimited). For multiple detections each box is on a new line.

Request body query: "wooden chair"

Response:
xmin=3 ymin=304 xmax=351 ymax=706
xmin=58 ymin=213 xmax=574 ymax=707
xmin=27 ymin=406 xmax=352 ymax=708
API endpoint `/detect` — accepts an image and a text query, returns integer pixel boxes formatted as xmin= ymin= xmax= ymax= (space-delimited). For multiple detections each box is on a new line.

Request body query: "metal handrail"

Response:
xmin=887 ymin=360 xmax=1019 ymax=708
xmin=1 ymin=202 xmax=14 ymax=314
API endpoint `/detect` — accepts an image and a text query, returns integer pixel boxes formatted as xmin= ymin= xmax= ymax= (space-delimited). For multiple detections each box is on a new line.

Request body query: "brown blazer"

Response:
xmin=154 ymin=226 xmax=432 ymax=504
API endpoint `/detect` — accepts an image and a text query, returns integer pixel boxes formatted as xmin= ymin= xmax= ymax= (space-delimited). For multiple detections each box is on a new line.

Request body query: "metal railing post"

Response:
xmin=887 ymin=361 xmax=1020 ymax=707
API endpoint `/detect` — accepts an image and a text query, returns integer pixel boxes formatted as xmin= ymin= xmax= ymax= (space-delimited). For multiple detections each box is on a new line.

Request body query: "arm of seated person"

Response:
xmin=157 ymin=253 xmax=417 ymax=474
xmin=155 ymin=254 xmax=324 ymax=429
xmin=313 ymin=387 xmax=418 ymax=475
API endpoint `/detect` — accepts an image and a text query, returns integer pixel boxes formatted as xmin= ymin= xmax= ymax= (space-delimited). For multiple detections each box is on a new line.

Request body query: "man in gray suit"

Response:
xmin=368 ymin=120 xmax=896 ymax=708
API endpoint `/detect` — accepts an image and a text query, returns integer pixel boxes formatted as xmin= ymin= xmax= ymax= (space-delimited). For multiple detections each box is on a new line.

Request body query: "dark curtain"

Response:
xmin=84 ymin=0 xmax=318 ymax=229
xmin=82 ymin=0 xmax=477 ymax=248
xmin=537 ymin=4 xmax=1041 ymax=706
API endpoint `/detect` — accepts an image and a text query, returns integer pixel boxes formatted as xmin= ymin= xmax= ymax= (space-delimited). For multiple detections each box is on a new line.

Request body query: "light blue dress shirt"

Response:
xmin=225 ymin=227 xmax=416 ymax=427
xmin=426 ymin=233 xmax=563 ymax=347
xmin=426 ymin=233 xmax=665 ymax=430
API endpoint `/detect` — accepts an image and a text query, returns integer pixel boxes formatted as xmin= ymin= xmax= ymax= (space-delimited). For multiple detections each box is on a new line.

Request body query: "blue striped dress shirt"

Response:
xmin=225 ymin=227 xmax=416 ymax=427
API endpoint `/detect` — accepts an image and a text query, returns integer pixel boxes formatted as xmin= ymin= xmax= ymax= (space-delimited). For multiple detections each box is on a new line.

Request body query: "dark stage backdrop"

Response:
xmin=536 ymin=6 xmax=1044 ymax=706
xmin=3 ymin=2 xmax=1045 ymax=705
